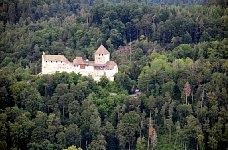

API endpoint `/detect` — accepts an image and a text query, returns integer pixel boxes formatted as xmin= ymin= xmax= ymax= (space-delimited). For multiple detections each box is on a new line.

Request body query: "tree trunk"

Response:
xmin=86 ymin=140 xmax=87 ymax=150
xmin=35 ymin=63 xmax=37 ymax=75
xmin=147 ymin=137 xmax=150 ymax=150
xmin=185 ymin=94 xmax=188 ymax=105
xmin=174 ymin=133 xmax=177 ymax=149
xmin=87 ymin=16 xmax=89 ymax=26
xmin=137 ymin=29 xmax=139 ymax=40
xmin=191 ymin=91 xmax=193 ymax=104
xmin=62 ymin=103 xmax=64 ymax=121
xmin=169 ymin=126 xmax=171 ymax=143
xmin=130 ymin=31 xmax=132 ymax=62
xmin=140 ymin=128 xmax=142 ymax=139
xmin=201 ymin=90 xmax=204 ymax=109
xmin=45 ymin=85 xmax=47 ymax=98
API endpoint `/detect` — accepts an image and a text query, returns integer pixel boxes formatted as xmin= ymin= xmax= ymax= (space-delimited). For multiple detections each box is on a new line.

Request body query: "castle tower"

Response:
xmin=94 ymin=44 xmax=110 ymax=64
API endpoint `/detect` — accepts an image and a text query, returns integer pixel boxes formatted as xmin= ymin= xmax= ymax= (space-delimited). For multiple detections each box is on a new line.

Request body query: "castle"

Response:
xmin=41 ymin=45 xmax=118 ymax=81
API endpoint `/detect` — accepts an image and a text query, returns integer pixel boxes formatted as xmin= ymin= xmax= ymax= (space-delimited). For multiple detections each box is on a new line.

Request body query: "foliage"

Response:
xmin=0 ymin=1 xmax=227 ymax=150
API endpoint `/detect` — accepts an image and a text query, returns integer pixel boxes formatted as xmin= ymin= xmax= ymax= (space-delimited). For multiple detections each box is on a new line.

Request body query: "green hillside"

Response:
xmin=0 ymin=1 xmax=227 ymax=150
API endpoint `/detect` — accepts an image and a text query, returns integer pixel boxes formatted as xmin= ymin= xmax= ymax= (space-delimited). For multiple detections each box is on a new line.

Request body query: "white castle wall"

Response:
xmin=75 ymin=65 xmax=94 ymax=76
xmin=104 ymin=65 xmax=118 ymax=81
xmin=42 ymin=56 xmax=68 ymax=74
xmin=42 ymin=62 xmax=117 ymax=81
xmin=41 ymin=48 xmax=117 ymax=81
xmin=95 ymin=54 xmax=110 ymax=64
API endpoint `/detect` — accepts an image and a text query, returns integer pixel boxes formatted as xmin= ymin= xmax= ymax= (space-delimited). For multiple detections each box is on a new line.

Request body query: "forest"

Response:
xmin=0 ymin=0 xmax=227 ymax=150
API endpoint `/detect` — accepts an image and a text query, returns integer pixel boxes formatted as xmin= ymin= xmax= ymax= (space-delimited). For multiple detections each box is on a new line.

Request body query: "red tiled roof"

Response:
xmin=73 ymin=57 xmax=86 ymax=64
xmin=105 ymin=61 xmax=117 ymax=70
xmin=43 ymin=55 xmax=69 ymax=62
xmin=95 ymin=44 xmax=110 ymax=55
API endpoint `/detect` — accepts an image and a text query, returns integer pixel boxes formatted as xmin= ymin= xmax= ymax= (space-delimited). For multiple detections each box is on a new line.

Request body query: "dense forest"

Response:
xmin=0 ymin=0 xmax=227 ymax=150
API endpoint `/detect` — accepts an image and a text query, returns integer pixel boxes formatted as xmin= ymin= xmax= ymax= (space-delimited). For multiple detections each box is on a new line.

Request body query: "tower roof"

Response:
xmin=95 ymin=44 xmax=110 ymax=55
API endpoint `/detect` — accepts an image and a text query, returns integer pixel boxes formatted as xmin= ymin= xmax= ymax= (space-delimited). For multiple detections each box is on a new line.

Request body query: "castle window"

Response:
xmin=80 ymin=64 xmax=85 ymax=69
